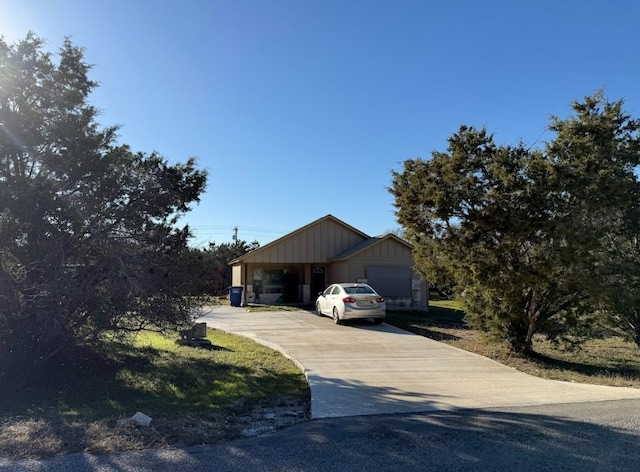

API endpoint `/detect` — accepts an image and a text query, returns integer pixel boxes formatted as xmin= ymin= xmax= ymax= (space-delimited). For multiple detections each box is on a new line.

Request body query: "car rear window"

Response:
xmin=344 ymin=286 xmax=375 ymax=294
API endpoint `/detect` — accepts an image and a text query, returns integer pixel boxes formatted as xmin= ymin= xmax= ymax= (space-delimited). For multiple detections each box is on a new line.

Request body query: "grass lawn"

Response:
xmin=386 ymin=300 xmax=640 ymax=388
xmin=5 ymin=300 xmax=640 ymax=460
xmin=0 ymin=329 xmax=310 ymax=460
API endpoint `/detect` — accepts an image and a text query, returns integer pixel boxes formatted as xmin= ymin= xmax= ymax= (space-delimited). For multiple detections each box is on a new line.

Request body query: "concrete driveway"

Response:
xmin=199 ymin=306 xmax=640 ymax=419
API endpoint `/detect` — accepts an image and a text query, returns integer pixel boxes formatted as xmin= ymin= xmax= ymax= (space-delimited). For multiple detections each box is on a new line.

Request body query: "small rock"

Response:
xmin=131 ymin=412 xmax=152 ymax=427
xmin=118 ymin=412 xmax=152 ymax=427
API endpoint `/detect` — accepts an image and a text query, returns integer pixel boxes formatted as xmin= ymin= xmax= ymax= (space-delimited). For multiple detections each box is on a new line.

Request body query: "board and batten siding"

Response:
xmin=239 ymin=218 xmax=367 ymax=264
xmin=328 ymin=261 xmax=350 ymax=283
xmin=346 ymin=238 xmax=415 ymax=281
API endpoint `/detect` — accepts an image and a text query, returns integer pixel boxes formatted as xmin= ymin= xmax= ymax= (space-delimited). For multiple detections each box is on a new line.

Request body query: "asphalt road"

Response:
xmin=2 ymin=399 xmax=640 ymax=471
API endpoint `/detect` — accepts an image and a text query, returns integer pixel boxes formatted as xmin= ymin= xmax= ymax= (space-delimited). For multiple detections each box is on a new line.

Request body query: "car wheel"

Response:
xmin=373 ymin=318 xmax=384 ymax=325
xmin=332 ymin=307 xmax=342 ymax=324
xmin=315 ymin=302 xmax=322 ymax=316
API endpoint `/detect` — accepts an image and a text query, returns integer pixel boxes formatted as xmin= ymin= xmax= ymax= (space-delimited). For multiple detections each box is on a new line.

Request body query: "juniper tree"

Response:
xmin=0 ymin=34 xmax=207 ymax=367
xmin=390 ymin=93 xmax=640 ymax=354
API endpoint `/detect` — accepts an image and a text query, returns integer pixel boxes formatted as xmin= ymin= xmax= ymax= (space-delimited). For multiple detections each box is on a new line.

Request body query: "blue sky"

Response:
xmin=2 ymin=0 xmax=639 ymax=246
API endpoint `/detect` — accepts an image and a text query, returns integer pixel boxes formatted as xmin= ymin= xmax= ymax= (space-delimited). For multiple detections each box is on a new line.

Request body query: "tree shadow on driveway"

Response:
xmin=307 ymin=374 xmax=454 ymax=418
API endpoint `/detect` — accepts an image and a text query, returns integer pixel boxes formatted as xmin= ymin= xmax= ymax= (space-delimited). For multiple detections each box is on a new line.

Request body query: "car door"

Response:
xmin=326 ymin=285 xmax=342 ymax=311
xmin=318 ymin=285 xmax=334 ymax=314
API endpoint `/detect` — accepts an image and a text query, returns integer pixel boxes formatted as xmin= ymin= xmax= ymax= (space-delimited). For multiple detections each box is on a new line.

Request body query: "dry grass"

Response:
xmin=0 ymin=398 xmax=309 ymax=460
xmin=0 ymin=329 xmax=310 ymax=460
xmin=0 ymin=416 xmax=169 ymax=459
xmin=6 ymin=302 xmax=640 ymax=460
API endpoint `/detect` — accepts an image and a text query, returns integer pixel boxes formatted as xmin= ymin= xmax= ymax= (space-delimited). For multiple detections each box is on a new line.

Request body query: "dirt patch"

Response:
xmin=0 ymin=397 xmax=310 ymax=460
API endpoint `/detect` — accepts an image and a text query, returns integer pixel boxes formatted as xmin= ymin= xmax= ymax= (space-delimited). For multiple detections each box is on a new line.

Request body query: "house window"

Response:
xmin=254 ymin=268 xmax=283 ymax=293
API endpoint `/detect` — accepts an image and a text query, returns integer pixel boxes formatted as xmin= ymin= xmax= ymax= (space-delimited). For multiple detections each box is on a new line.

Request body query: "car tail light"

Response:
xmin=376 ymin=297 xmax=385 ymax=303
xmin=342 ymin=297 xmax=357 ymax=303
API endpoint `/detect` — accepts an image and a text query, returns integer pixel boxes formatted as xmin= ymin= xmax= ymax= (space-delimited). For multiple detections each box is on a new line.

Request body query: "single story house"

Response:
xmin=230 ymin=215 xmax=428 ymax=310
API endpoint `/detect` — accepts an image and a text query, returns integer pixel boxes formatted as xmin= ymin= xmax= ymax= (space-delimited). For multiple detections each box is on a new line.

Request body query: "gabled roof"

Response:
xmin=328 ymin=233 xmax=413 ymax=261
xmin=230 ymin=214 xmax=370 ymax=264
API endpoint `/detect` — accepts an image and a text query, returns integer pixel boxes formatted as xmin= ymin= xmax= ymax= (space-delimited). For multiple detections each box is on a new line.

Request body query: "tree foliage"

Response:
xmin=0 ymin=34 xmax=207 ymax=368
xmin=390 ymin=92 xmax=640 ymax=354
xmin=188 ymin=240 xmax=260 ymax=295
xmin=600 ymin=231 xmax=640 ymax=348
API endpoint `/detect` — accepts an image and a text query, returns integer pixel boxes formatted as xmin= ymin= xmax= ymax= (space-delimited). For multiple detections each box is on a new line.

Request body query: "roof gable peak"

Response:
xmin=230 ymin=214 xmax=370 ymax=264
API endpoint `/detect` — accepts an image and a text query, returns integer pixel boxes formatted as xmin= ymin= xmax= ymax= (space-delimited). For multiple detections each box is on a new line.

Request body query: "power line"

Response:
xmin=187 ymin=225 xmax=289 ymax=247
xmin=189 ymin=225 xmax=287 ymax=234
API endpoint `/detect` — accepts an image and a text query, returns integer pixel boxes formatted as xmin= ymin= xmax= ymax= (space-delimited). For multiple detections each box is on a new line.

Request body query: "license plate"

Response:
xmin=357 ymin=299 xmax=374 ymax=306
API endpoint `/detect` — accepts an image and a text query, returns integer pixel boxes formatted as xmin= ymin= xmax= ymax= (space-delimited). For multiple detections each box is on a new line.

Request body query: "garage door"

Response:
xmin=366 ymin=265 xmax=411 ymax=297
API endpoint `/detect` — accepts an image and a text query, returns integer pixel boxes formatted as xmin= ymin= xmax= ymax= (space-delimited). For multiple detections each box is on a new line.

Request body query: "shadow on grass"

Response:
xmin=0 ymin=336 xmax=310 ymax=459
xmin=528 ymin=350 xmax=640 ymax=379
xmin=385 ymin=308 xmax=640 ymax=383
xmin=1 ymin=342 xmax=305 ymax=417
xmin=385 ymin=308 xmax=469 ymax=341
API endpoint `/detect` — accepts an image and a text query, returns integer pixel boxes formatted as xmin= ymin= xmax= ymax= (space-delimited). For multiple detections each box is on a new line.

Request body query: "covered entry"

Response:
xmin=310 ymin=265 xmax=326 ymax=298
xmin=229 ymin=215 xmax=428 ymax=309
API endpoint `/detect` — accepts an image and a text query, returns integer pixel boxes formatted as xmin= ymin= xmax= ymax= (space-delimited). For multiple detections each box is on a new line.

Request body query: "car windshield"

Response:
xmin=343 ymin=286 xmax=375 ymax=295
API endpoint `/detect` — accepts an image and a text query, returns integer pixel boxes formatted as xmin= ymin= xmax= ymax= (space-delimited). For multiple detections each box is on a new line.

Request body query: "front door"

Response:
xmin=311 ymin=266 xmax=326 ymax=300
xmin=283 ymin=270 xmax=299 ymax=303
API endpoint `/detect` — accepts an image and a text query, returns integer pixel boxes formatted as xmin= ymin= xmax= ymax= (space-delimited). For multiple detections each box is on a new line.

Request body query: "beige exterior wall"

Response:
xmin=238 ymin=218 xmax=367 ymax=264
xmin=227 ymin=216 xmax=427 ymax=309
xmin=332 ymin=238 xmax=414 ymax=282
xmin=328 ymin=261 xmax=350 ymax=283
xmin=342 ymin=239 xmax=428 ymax=309
xmin=231 ymin=265 xmax=242 ymax=286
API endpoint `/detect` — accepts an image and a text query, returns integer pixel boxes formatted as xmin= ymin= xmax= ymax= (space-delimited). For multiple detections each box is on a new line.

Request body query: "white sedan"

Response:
xmin=315 ymin=283 xmax=386 ymax=324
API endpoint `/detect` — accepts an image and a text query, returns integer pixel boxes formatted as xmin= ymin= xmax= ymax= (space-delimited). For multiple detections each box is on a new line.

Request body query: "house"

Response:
xmin=229 ymin=215 xmax=428 ymax=310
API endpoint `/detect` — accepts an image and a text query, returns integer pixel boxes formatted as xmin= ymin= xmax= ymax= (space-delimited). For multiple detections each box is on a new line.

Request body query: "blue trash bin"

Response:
xmin=229 ymin=286 xmax=243 ymax=307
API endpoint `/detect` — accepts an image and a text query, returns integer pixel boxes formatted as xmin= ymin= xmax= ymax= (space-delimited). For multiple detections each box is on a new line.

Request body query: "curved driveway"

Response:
xmin=199 ymin=306 xmax=640 ymax=419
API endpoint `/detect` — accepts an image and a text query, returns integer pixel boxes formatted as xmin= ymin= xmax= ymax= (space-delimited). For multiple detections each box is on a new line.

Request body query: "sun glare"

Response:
xmin=0 ymin=2 xmax=40 ymax=42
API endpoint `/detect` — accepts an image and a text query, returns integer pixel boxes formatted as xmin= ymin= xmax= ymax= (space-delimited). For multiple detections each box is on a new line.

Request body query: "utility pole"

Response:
xmin=232 ymin=226 xmax=238 ymax=243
